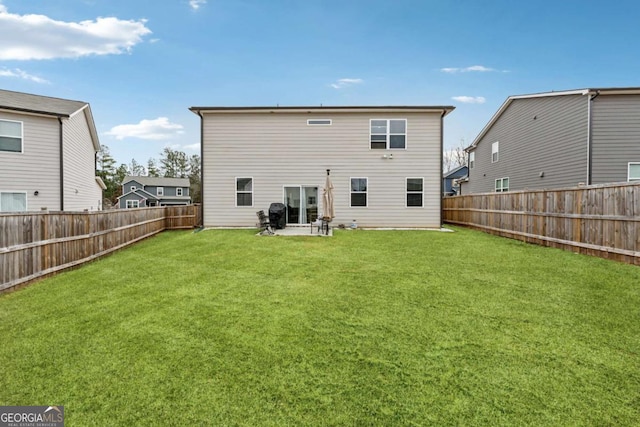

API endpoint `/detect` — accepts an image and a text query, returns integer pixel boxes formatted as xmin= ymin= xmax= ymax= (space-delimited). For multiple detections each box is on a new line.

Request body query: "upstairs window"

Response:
xmin=370 ymin=119 xmax=406 ymax=149
xmin=307 ymin=119 xmax=332 ymax=125
xmin=492 ymin=141 xmax=499 ymax=163
xmin=406 ymin=178 xmax=424 ymax=207
xmin=469 ymin=151 xmax=475 ymax=169
xmin=236 ymin=178 xmax=253 ymax=207
xmin=628 ymin=163 xmax=640 ymax=181
xmin=350 ymin=178 xmax=368 ymax=207
xmin=0 ymin=120 xmax=23 ymax=153
xmin=176 ymin=188 xmax=183 ymax=196
xmin=157 ymin=187 xmax=164 ymax=196
xmin=495 ymin=177 xmax=509 ymax=192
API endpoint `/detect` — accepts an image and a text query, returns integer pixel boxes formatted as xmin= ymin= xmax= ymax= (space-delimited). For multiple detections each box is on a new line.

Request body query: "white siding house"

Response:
xmin=0 ymin=89 xmax=105 ymax=212
xmin=190 ymin=106 xmax=454 ymax=228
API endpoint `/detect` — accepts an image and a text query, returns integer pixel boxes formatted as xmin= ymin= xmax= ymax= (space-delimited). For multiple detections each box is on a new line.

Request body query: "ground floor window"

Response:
xmin=236 ymin=177 xmax=253 ymax=207
xmin=350 ymin=178 xmax=368 ymax=207
xmin=406 ymin=178 xmax=424 ymax=207
xmin=126 ymin=200 xmax=140 ymax=208
xmin=0 ymin=191 xmax=27 ymax=212
xmin=495 ymin=177 xmax=509 ymax=192
xmin=628 ymin=163 xmax=640 ymax=181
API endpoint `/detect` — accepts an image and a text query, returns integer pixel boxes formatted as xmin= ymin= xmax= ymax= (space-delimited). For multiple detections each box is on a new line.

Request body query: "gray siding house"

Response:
xmin=443 ymin=165 xmax=468 ymax=196
xmin=464 ymin=88 xmax=640 ymax=194
xmin=117 ymin=176 xmax=191 ymax=208
xmin=0 ymin=89 xmax=105 ymax=212
xmin=189 ymin=105 xmax=454 ymax=228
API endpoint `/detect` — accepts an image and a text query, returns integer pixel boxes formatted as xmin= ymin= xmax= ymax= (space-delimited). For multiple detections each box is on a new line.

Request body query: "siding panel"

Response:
xmin=202 ymin=112 xmax=442 ymax=227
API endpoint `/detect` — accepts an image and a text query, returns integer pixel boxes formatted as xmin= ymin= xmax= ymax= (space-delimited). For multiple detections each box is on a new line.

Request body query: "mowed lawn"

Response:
xmin=1 ymin=228 xmax=639 ymax=426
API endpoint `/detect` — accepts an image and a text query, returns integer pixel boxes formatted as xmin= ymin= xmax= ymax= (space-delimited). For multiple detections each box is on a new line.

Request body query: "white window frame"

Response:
xmin=176 ymin=187 xmax=183 ymax=196
xmin=406 ymin=177 xmax=424 ymax=208
xmin=0 ymin=191 xmax=27 ymax=212
xmin=350 ymin=177 xmax=368 ymax=207
xmin=492 ymin=141 xmax=499 ymax=163
xmin=370 ymin=119 xmax=407 ymax=150
xmin=307 ymin=119 xmax=332 ymax=126
xmin=628 ymin=162 xmax=640 ymax=181
xmin=495 ymin=177 xmax=509 ymax=192
xmin=126 ymin=200 xmax=139 ymax=209
xmin=157 ymin=187 xmax=164 ymax=196
xmin=236 ymin=177 xmax=253 ymax=207
xmin=469 ymin=151 xmax=475 ymax=169
xmin=0 ymin=119 xmax=24 ymax=154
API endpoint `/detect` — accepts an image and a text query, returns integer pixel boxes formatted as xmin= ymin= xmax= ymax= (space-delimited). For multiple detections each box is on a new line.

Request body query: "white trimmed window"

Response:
xmin=0 ymin=192 xmax=27 ymax=212
xmin=495 ymin=177 xmax=509 ymax=192
xmin=469 ymin=151 xmax=475 ymax=169
xmin=350 ymin=178 xmax=368 ymax=207
xmin=307 ymin=119 xmax=332 ymax=125
xmin=492 ymin=141 xmax=499 ymax=163
xmin=0 ymin=120 xmax=23 ymax=153
xmin=157 ymin=187 xmax=164 ymax=196
xmin=370 ymin=119 xmax=406 ymax=149
xmin=126 ymin=200 xmax=139 ymax=208
xmin=406 ymin=178 xmax=424 ymax=207
xmin=176 ymin=188 xmax=183 ymax=196
xmin=628 ymin=163 xmax=640 ymax=181
xmin=236 ymin=178 xmax=253 ymax=207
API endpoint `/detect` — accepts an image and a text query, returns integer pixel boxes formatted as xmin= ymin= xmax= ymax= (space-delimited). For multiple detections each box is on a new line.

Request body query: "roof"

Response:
xmin=443 ymin=165 xmax=469 ymax=178
xmin=0 ymin=89 xmax=100 ymax=151
xmin=116 ymin=188 xmax=159 ymax=201
xmin=189 ymin=105 xmax=455 ymax=116
xmin=467 ymin=87 xmax=640 ymax=151
xmin=122 ymin=176 xmax=191 ymax=187
xmin=0 ymin=89 xmax=88 ymax=117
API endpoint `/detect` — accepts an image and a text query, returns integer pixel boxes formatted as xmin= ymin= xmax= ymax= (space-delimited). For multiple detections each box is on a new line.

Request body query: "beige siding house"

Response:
xmin=190 ymin=106 xmax=454 ymax=228
xmin=0 ymin=89 xmax=105 ymax=212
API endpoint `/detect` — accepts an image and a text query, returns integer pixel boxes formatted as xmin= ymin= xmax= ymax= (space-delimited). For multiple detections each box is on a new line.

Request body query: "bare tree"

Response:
xmin=443 ymin=138 xmax=468 ymax=172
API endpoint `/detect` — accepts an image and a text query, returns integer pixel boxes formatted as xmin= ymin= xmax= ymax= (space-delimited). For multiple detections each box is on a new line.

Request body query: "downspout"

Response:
xmin=440 ymin=110 xmax=446 ymax=227
xmin=586 ymin=91 xmax=599 ymax=185
xmin=197 ymin=110 xmax=204 ymax=227
xmin=58 ymin=117 xmax=64 ymax=211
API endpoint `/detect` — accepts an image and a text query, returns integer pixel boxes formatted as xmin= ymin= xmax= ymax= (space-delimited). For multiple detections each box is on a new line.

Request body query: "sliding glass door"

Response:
xmin=284 ymin=186 xmax=318 ymax=224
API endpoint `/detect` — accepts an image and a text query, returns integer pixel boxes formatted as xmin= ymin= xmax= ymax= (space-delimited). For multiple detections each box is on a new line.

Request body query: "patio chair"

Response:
xmin=256 ymin=210 xmax=274 ymax=235
xmin=310 ymin=216 xmax=330 ymax=235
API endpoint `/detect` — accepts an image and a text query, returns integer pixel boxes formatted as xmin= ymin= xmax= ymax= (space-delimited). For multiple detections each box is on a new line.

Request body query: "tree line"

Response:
xmin=97 ymin=146 xmax=201 ymax=206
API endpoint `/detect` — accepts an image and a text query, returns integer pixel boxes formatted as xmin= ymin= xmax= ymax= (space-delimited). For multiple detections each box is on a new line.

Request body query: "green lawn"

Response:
xmin=1 ymin=228 xmax=639 ymax=426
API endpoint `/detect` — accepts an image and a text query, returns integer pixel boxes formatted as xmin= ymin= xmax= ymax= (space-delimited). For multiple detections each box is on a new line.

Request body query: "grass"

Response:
xmin=1 ymin=227 xmax=639 ymax=426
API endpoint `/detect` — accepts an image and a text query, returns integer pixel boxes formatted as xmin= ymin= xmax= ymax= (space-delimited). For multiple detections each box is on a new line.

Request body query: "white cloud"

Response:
xmin=330 ymin=78 xmax=363 ymax=89
xmin=0 ymin=4 xmax=151 ymax=60
xmin=441 ymin=65 xmax=497 ymax=73
xmin=452 ymin=96 xmax=486 ymax=104
xmin=0 ymin=67 xmax=49 ymax=83
xmin=105 ymin=117 xmax=184 ymax=140
xmin=182 ymin=143 xmax=201 ymax=152
xmin=189 ymin=0 xmax=207 ymax=10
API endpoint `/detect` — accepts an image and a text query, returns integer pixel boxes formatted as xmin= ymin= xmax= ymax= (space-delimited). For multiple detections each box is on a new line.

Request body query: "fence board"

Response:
xmin=445 ymin=183 xmax=640 ymax=265
xmin=0 ymin=205 xmax=200 ymax=291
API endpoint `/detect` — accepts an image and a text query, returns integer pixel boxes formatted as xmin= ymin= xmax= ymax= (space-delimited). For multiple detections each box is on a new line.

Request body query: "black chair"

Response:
xmin=256 ymin=210 xmax=274 ymax=235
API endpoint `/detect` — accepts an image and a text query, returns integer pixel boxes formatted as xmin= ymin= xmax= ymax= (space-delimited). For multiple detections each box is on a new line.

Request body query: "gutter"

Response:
xmin=586 ymin=90 xmax=600 ymax=185
xmin=58 ymin=117 xmax=64 ymax=211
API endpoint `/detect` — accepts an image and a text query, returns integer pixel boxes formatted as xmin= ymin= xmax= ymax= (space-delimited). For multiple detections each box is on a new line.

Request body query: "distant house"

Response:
xmin=189 ymin=105 xmax=455 ymax=228
xmin=117 ymin=176 xmax=191 ymax=208
xmin=443 ymin=165 xmax=468 ymax=196
xmin=0 ymin=89 xmax=105 ymax=212
xmin=464 ymin=88 xmax=640 ymax=194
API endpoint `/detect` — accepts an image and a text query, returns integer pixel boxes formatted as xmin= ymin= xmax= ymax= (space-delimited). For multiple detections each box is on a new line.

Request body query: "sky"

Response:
xmin=1 ymin=0 xmax=639 ymax=167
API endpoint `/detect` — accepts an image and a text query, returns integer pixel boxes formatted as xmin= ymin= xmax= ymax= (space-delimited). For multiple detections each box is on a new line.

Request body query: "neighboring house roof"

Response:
xmin=189 ymin=105 xmax=455 ymax=116
xmin=466 ymin=87 xmax=640 ymax=151
xmin=443 ymin=165 xmax=469 ymax=178
xmin=122 ymin=176 xmax=190 ymax=187
xmin=116 ymin=188 xmax=159 ymax=201
xmin=0 ymin=88 xmax=100 ymax=150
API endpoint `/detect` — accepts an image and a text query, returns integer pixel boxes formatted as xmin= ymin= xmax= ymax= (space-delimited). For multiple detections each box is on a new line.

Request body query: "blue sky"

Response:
xmin=1 ymin=0 xmax=639 ymax=166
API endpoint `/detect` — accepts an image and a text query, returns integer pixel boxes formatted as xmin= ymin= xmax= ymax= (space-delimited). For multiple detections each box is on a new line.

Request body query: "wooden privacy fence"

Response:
xmin=443 ymin=182 xmax=640 ymax=265
xmin=0 ymin=205 xmax=201 ymax=291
